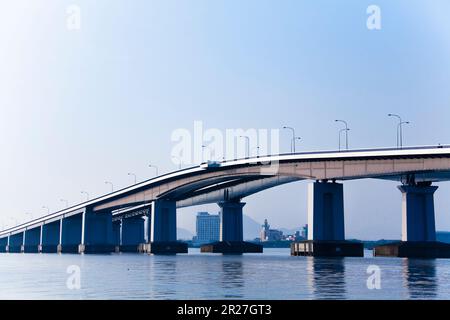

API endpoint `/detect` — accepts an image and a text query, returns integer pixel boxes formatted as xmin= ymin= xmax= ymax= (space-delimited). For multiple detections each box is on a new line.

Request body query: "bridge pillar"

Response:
xmin=0 ymin=236 xmax=8 ymax=253
xmin=201 ymin=200 xmax=262 ymax=254
xmin=112 ymin=220 xmax=121 ymax=250
xmin=399 ymin=185 xmax=437 ymax=242
xmin=80 ymin=209 xmax=114 ymax=254
xmin=374 ymin=184 xmax=450 ymax=258
xmin=22 ymin=227 xmax=41 ymax=253
xmin=144 ymin=200 xmax=187 ymax=254
xmin=292 ymin=182 xmax=363 ymax=257
xmin=121 ymin=217 xmax=145 ymax=252
xmin=307 ymin=182 xmax=345 ymax=241
xmin=60 ymin=214 xmax=83 ymax=253
xmin=8 ymin=232 xmax=24 ymax=253
xmin=41 ymin=220 xmax=61 ymax=253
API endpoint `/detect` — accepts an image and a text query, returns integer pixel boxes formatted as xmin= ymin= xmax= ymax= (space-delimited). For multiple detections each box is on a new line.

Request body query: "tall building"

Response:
xmin=195 ymin=212 xmax=220 ymax=244
xmin=260 ymin=219 xmax=283 ymax=241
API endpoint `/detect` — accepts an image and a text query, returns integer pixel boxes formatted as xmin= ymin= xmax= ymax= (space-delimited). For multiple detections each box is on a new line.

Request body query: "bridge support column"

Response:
xmin=120 ymin=217 xmax=145 ymax=252
xmin=112 ymin=220 xmax=121 ymax=252
xmin=41 ymin=221 xmax=61 ymax=253
xmin=292 ymin=182 xmax=363 ymax=257
xmin=374 ymin=184 xmax=450 ymax=258
xmin=80 ymin=209 xmax=114 ymax=254
xmin=59 ymin=214 xmax=83 ymax=253
xmin=201 ymin=201 xmax=262 ymax=254
xmin=22 ymin=227 xmax=41 ymax=253
xmin=143 ymin=200 xmax=187 ymax=254
xmin=0 ymin=236 xmax=8 ymax=253
xmin=8 ymin=233 xmax=24 ymax=253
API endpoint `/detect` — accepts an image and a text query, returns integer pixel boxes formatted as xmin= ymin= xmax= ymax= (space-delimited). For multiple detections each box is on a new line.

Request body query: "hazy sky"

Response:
xmin=1 ymin=0 xmax=450 ymax=239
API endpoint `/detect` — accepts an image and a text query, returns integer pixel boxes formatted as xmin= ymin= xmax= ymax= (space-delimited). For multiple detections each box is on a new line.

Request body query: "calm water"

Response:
xmin=0 ymin=248 xmax=449 ymax=300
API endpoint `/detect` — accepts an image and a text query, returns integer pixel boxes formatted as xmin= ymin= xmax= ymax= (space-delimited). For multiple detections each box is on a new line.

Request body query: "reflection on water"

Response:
xmin=149 ymin=258 xmax=178 ymax=299
xmin=221 ymin=260 xmax=244 ymax=299
xmin=307 ymin=257 xmax=346 ymax=300
xmin=403 ymin=258 xmax=438 ymax=299
xmin=1 ymin=249 xmax=450 ymax=299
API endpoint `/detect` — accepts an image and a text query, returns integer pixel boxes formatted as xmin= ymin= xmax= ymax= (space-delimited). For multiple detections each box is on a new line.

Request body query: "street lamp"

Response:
xmin=81 ymin=191 xmax=89 ymax=201
xmin=42 ymin=206 xmax=50 ymax=215
xmin=388 ymin=114 xmax=409 ymax=148
xmin=252 ymin=146 xmax=260 ymax=158
xmin=105 ymin=181 xmax=114 ymax=193
xmin=148 ymin=164 xmax=159 ymax=177
xmin=338 ymin=128 xmax=350 ymax=151
xmin=239 ymin=135 xmax=250 ymax=158
xmin=171 ymin=156 xmax=182 ymax=170
xmin=202 ymin=145 xmax=212 ymax=161
xmin=25 ymin=212 xmax=33 ymax=223
xmin=60 ymin=199 xmax=69 ymax=208
xmin=128 ymin=172 xmax=137 ymax=184
xmin=9 ymin=217 xmax=18 ymax=227
xmin=335 ymin=120 xmax=349 ymax=150
xmin=282 ymin=126 xmax=296 ymax=153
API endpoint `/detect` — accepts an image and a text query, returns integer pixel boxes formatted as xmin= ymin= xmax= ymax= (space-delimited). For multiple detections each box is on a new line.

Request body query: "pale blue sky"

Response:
xmin=1 ymin=0 xmax=450 ymax=239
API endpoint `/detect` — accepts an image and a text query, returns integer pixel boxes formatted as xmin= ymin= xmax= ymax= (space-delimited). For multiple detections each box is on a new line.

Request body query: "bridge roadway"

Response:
xmin=1 ymin=145 xmax=450 ymax=256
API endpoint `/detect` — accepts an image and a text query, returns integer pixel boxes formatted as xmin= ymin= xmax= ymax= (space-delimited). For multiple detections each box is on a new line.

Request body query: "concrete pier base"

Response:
xmin=201 ymin=241 xmax=263 ymax=254
xmin=40 ymin=245 xmax=58 ymax=253
xmin=78 ymin=244 xmax=115 ymax=254
xmin=57 ymin=244 xmax=79 ymax=254
xmin=141 ymin=241 xmax=188 ymax=254
xmin=291 ymin=240 xmax=364 ymax=257
xmin=21 ymin=245 xmax=40 ymax=253
xmin=374 ymin=241 xmax=450 ymax=258
xmin=117 ymin=245 xmax=141 ymax=253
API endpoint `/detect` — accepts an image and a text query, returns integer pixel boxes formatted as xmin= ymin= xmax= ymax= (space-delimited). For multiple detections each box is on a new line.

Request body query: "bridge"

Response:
xmin=2 ymin=145 xmax=450 ymax=257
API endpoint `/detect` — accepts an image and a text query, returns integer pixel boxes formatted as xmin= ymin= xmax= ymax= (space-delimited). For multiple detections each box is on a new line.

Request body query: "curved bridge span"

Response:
xmin=1 ymin=145 xmax=450 ymax=255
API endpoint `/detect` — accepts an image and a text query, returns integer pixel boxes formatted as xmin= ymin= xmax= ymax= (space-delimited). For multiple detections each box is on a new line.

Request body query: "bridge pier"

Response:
xmin=142 ymin=200 xmax=187 ymax=254
xmin=374 ymin=184 xmax=450 ymax=258
xmin=80 ymin=210 xmax=114 ymax=254
xmin=120 ymin=216 xmax=145 ymax=252
xmin=0 ymin=236 xmax=8 ymax=253
xmin=22 ymin=227 xmax=41 ymax=253
xmin=41 ymin=220 xmax=61 ymax=253
xmin=201 ymin=201 xmax=262 ymax=254
xmin=59 ymin=214 xmax=83 ymax=253
xmin=292 ymin=181 xmax=363 ymax=257
xmin=8 ymin=233 xmax=24 ymax=253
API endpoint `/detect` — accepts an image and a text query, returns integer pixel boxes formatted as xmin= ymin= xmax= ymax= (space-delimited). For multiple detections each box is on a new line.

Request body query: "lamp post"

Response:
xmin=148 ymin=165 xmax=159 ymax=177
xmin=171 ymin=156 xmax=182 ymax=170
xmin=81 ymin=191 xmax=89 ymax=201
xmin=252 ymin=146 xmax=260 ymax=158
xmin=42 ymin=206 xmax=50 ymax=216
xmin=338 ymin=128 xmax=350 ymax=151
xmin=60 ymin=199 xmax=69 ymax=208
xmin=202 ymin=145 xmax=212 ymax=161
xmin=239 ymin=135 xmax=250 ymax=158
xmin=105 ymin=181 xmax=114 ymax=193
xmin=24 ymin=212 xmax=33 ymax=224
xmin=335 ymin=120 xmax=349 ymax=150
xmin=127 ymin=173 xmax=137 ymax=185
xmin=388 ymin=114 xmax=409 ymax=148
xmin=282 ymin=126 xmax=296 ymax=153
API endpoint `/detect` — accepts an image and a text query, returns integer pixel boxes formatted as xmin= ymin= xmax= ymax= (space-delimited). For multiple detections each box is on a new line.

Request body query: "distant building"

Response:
xmin=194 ymin=212 xmax=220 ymax=244
xmin=301 ymin=224 xmax=308 ymax=239
xmin=260 ymin=219 xmax=284 ymax=241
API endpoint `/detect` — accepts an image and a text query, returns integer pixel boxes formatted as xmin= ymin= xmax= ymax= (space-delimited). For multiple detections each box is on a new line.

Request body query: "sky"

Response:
xmin=0 ymin=0 xmax=450 ymax=240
